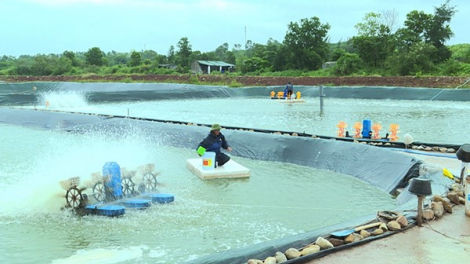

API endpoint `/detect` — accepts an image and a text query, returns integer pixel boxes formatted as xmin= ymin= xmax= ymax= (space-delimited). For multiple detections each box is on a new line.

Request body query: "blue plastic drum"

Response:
xmin=103 ymin=162 xmax=123 ymax=199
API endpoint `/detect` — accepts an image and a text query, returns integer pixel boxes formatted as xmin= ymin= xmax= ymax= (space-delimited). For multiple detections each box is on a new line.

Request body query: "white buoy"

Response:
xmin=404 ymin=133 xmax=414 ymax=149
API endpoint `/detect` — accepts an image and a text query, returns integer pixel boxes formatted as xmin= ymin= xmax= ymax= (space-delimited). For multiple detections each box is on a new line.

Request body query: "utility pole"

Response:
xmin=244 ymin=26 xmax=247 ymax=50
xmin=319 ymin=85 xmax=325 ymax=116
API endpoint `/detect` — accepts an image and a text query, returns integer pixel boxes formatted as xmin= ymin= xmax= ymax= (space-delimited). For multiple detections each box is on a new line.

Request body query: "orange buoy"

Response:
xmin=336 ymin=121 xmax=347 ymax=137
xmin=353 ymin=122 xmax=362 ymax=138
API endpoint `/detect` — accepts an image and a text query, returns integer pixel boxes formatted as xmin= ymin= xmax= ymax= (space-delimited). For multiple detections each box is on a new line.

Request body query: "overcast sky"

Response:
xmin=1 ymin=0 xmax=468 ymax=57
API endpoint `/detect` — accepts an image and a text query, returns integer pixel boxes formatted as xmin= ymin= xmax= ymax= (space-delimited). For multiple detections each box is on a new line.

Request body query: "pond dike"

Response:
xmin=1 ymin=82 xmax=470 ymax=105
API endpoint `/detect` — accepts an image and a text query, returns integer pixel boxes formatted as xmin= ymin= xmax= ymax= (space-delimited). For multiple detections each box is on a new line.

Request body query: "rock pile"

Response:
xmin=422 ymin=183 xmax=465 ymax=221
xmin=245 ymin=212 xmax=410 ymax=264
xmin=245 ymin=182 xmax=467 ymax=264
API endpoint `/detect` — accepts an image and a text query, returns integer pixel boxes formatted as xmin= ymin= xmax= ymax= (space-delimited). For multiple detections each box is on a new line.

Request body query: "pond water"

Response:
xmin=1 ymin=89 xmax=467 ymax=264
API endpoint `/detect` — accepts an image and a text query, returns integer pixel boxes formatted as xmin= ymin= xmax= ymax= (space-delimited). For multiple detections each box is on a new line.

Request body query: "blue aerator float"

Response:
xmin=60 ymin=162 xmax=175 ymax=217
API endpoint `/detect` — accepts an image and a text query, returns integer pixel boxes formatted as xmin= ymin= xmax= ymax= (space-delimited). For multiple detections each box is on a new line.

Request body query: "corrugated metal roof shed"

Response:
xmin=197 ymin=60 xmax=235 ymax=67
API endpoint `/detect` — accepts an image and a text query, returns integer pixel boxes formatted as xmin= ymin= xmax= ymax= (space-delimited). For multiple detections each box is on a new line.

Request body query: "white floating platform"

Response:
xmin=186 ymin=159 xmax=250 ymax=180
xmin=276 ymin=99 xmax=306 ymax=103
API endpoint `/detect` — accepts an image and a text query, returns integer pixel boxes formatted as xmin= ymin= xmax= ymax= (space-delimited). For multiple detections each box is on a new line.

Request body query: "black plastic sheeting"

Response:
xmin=1 ymin=82 xmax=470 ymax=105
xmin=0 ymin=108 xmax=420 ymax=194
xmin=0 ymin=108 xmax=422 ymax=264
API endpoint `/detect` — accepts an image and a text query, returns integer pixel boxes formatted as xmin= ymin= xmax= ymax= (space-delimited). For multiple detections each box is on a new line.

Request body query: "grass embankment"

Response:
xmin=1 ymin=74 xmax=469 ymax=89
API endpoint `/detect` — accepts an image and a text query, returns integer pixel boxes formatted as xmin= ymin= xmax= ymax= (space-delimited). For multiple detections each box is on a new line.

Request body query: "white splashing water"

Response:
xmin=38 ymin=91 xmax=89 ymax=109
xmin=51 ymin=246 xmax=145 ymax=264
xmin=0 ymin=124 xmax=160 ymax=216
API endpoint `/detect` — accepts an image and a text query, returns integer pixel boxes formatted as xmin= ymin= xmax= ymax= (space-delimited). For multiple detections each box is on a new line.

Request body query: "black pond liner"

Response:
xmin=2 ymin=82 xmax=470 ymax=105
xmin=0 ymin=108 xmax=424 ymax=195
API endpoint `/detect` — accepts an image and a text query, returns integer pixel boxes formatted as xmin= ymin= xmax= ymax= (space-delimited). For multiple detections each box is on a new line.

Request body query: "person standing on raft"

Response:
xmin=197 ymin=124 xmax=232 ymax=167
xmin=286 ymin=81 xmax=294 ymax=99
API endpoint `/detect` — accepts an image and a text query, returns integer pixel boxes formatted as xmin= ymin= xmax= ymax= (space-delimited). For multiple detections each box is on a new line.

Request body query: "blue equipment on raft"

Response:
xmin=103 ymin=162 xmax=123 ymax=200
xmin=362 ymin=119 xmax=372 ymax=138
xmin=62 ymin=162 xmax=175 ymax=217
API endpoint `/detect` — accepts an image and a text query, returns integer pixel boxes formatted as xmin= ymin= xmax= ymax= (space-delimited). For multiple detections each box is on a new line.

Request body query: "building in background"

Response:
xmin=191 ymin=60 xmax=235 ymax=74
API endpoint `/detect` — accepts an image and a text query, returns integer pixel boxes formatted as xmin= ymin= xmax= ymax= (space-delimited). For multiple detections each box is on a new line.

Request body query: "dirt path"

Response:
xmin=1 ymin=75 xmax=469 ymax=88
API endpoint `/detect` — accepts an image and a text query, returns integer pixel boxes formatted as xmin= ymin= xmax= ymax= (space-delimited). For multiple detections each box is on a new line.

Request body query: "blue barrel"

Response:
xmin=103 ymin=162 xmax=122 ymax=199
xmin=362 ymin=119 xmax=372 ymax=138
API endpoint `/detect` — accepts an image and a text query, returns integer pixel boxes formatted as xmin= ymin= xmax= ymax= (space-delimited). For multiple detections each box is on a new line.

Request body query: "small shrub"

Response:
xmin=121 ymin=77 xmax=133 ymax=83
xmin=439 ymin=59 xmax=463 ymax=76
xmin=189 ymin=74 xmax=199 ymax=84
xmin=228 ymin=79 xmax=243 ymax=88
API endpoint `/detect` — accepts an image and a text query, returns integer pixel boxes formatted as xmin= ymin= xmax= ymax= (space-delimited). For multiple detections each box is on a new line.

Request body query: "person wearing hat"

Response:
xmin=197 ymin=124 xmax=232 ymax=167
xmin=286 ymin=81 xmax=294 ymax=99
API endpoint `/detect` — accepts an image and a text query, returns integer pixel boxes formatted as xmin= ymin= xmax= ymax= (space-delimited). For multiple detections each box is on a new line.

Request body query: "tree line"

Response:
xmin=1 ymin=0 xmax=469 ymax=78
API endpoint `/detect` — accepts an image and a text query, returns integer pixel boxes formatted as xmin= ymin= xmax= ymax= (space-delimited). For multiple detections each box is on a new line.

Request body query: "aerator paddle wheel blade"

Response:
xmin=92 ymin=182 xmax=106 ymax=202
xmin=65 ymin=187 xmax=83 ymax=210
xmin=121 ymin=177 xmax=135 ymax=197
xmin=142 ymin=173 xmax=157 ymax=191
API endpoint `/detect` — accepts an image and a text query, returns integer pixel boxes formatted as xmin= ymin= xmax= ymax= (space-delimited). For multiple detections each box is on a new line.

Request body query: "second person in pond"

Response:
xmin=286 ymin=81 xmax=294 ymax=99
xmin=197 ymin=124 xmax=232 ymax=167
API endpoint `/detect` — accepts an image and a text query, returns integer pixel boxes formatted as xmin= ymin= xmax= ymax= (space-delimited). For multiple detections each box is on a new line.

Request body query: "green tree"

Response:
xmin=398 ymin=0 xmax=456 ymax=63
xmin=54 ymin=56 xmax=73 ymax=75
xmin=0 ymin=56 xmax=14 ymax=73
xmin=245 ymin=40 xmax=253 ymax=51
xmin=449 ymin=44 xmax=470 ymax=63
xmin=129 ymin=51 xmax=142 ymax=67
xmin=167 ymin=45 xmax=175 ymax=64
xmin=141 ymin=50 xmax=159 ymax=61
xmin=12 ymin=55 xmax=34 ymax=75
xmin=84 ymin=47 xmax=104 ymax=66
xmin=31 ymin=55 xmax=55 ymax=75
xmin=330 ymin=47 xmax=346 ymax=61
xmin=264 ymin=38 xmax=282 ymax=70
xmin=427 ymin=0 xmax=456 ymax=62
xmin=355 ymin=12 xmax=383 ymax=37
xmin=107 ymin=51 xmax=129 ymax=65
xmin=351 ymin=12 xmax=395 ymax=68
xmin=176 ymin=37 xmax=192 ymax=69
xmin=439 ymin=59 xmax=462 ymax=76
xmin=387 ymin=42 xmax=437 ymax=75
xmin=62 ymin=51 xmax=78 ymax=67
xmin=241 ymin=56 xmax=270 ymax=73
xmin=273 ymin=45 xmax=289 ymax=72
xmin=333 ymin=53 xmax=363 ymax=75
xmin=214 ymin=43 xmax=229 ymax=61
xmin=401 ymin=11 xmax=432 ymax=44
xmin=225 ymin=51 xmax=236 ymax=65
xmin=283 ymin=17 xmax=330 ymax=70
xmin=199 ymin=51 xmax=217 ymax=61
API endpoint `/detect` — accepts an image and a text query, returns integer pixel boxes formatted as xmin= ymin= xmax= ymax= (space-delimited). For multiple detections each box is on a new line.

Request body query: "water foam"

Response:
xmin=0 ymin=124 xmax=162 ymax=217
xmin=38 ymin=90 xmax=89 ymax=109
xmin=51 ymin=246 xmax=144 ymax=264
